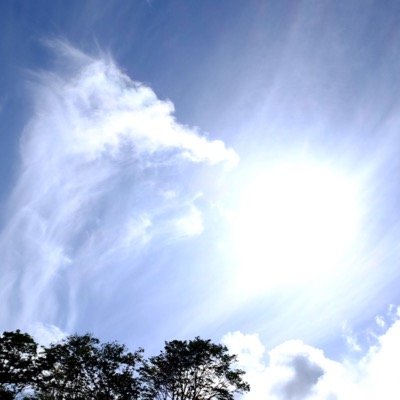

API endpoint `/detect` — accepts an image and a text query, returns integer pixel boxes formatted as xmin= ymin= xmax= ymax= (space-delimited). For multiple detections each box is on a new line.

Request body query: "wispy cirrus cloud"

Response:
xmin=223 ymin=307 xmax=400 ymax=399
xmin=0 ymin=42 xmax=237 ymax=333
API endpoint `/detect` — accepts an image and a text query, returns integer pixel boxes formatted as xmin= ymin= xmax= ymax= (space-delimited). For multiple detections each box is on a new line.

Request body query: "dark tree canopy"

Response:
xmin=140 ymin=337 xmax=250 ymax=400
xmin=0 ymin=330 xmax=37 ymax=399
xmin=0 ymin=331 xmax=249 ymax=400
xmin=36 ymin=334 xmax=143 ymax=400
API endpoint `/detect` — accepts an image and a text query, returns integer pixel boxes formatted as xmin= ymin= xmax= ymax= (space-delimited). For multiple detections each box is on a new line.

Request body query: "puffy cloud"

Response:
xmin=272 ymin=349 xmax=325 ymax=400
xmin=0 ymin=42 xmax=237 ymax=332
xmin=223 ymin=308 xmax=400 ymax=399
xmin=29 ymin=322 xmax=67 ymax=346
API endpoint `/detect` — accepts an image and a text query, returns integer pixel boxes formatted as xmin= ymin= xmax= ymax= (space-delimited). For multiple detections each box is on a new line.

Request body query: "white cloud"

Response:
xmin=342 ymin=322 xmax=362 ymax=352
xmin=172 ymin=205 xmax=204 ymax=238
xmin=0 ymin=42 xmax=238 ymax=331
xmin=375 ymin=315 xmax=385 ymax=328
xmin=223 ymin=308 xmax=400 ymax=399
xmin=29 ymin=322 xmax=67 ymax=346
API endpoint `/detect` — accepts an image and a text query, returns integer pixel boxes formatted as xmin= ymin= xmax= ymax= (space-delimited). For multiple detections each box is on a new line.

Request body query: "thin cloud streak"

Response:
xmin=0 ymin=42 xmax=237 ymax=333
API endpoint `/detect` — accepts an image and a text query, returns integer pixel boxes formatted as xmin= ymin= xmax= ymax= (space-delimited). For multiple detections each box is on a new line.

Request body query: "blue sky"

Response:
xmin=1 ymin=1 xmax=400 ymax=398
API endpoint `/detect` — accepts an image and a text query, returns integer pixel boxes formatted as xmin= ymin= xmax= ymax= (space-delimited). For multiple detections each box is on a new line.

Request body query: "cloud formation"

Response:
xmin=29 ymin=322 xmax=67 ymax=346
xmin=223 ymin=308 xmax=400 ymax=399
xmin=0 ymin=43 xmax=237 ymax=332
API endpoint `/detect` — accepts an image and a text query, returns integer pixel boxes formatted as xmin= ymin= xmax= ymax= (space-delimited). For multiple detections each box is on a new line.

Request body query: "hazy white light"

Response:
xmin=231 ymin=161 xmax=360 ymax=291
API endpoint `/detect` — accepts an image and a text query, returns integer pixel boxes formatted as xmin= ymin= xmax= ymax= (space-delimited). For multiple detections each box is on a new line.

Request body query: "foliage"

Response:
xmin=0 ymin=330 xmax=37 ymax=398
xmin=35 ymin=334 xmax=143 ymax=400
xmin=0 ymin=331 xmax=249 ymax=400
xmin=140 ymin=337 xmax=250 ymax=400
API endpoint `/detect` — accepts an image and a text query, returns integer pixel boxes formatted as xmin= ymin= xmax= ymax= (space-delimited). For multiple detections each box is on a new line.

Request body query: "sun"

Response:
xmin=229 ymin=160 xmax=361 ymax=292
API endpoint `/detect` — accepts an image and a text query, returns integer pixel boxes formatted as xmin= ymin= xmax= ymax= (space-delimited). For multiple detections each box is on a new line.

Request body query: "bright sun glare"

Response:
xmin=230 ymin=161 xmax=360 ymax=291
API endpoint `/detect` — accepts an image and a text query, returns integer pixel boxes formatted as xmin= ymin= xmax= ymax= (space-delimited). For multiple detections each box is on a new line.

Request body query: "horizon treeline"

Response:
xmin=0 ymin=329 xmax=250 ymax=399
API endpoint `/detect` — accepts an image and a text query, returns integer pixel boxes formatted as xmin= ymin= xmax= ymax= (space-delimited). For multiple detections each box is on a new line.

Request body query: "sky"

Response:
xmin=1 ymin=0 xmax=400 ymax=398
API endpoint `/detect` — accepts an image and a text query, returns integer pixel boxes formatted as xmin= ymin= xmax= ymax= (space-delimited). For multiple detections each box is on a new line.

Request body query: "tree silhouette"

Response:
xmin=36 ymin=333 xmax=143 ymax=399
xmin=0 ymin=331 xmax=249 ymax=399
xmin=140 ymin=337 xmax=250 ymax=400
xmin=0 ymin=330 xmax=37 ymax=398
